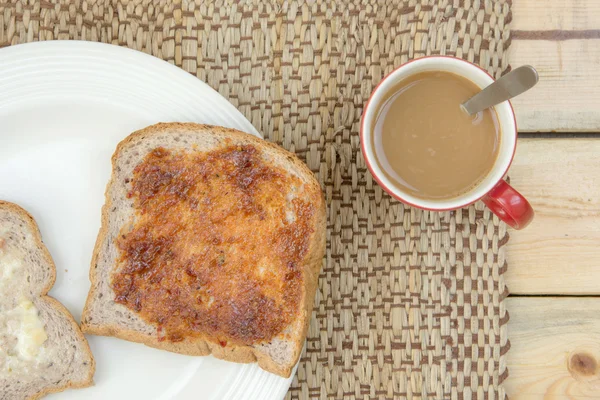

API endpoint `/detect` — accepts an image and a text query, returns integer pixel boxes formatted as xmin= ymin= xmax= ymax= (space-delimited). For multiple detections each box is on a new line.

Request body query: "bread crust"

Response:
xmin=82 ymin=123 xmax=326 ymax=378
xmin=0 ymin=201 xmax=96 ymax=400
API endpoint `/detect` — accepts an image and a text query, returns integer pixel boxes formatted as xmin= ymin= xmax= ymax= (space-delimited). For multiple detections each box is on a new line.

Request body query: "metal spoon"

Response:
xmin=461 ymin=65 xmax=539 ymax=115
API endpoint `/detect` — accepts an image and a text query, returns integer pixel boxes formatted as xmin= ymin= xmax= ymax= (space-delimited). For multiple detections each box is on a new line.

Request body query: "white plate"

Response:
xmin=0 ymin=41 xmax=294 ymax=400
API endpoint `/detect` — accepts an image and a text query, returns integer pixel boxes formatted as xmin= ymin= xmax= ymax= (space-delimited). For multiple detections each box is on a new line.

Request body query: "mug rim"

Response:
xmin=360 ymin=55 xmax=518 ymax=211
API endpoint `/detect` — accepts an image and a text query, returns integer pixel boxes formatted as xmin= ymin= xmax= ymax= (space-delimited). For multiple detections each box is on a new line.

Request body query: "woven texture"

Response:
xmin=0 ymin=1 xmax=512 ymax=399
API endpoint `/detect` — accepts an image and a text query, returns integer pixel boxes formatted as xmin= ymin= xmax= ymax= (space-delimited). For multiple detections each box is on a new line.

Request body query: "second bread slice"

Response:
xmin=0 ymin=201 xmax=95 ymax=400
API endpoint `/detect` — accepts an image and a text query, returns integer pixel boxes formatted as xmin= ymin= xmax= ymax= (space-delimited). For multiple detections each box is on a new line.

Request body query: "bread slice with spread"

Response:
xmin=81 ymin=123 xmax=326 ymax=377
xmin=0 ymin=201 xmax=95 ymax=400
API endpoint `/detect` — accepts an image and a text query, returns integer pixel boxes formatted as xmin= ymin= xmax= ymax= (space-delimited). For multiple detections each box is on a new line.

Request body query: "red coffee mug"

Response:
xmin=360 ymin=56 xmax=534 ymax=229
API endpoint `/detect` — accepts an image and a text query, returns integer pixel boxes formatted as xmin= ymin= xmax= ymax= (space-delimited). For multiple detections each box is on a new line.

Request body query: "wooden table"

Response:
xmin=503 ymin=1 xmax=600 ymax=397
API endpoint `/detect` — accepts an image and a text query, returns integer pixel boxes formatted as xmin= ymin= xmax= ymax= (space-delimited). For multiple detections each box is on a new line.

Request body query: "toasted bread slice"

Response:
xmin=0 ymin=201 xmax=95 ymax=400
xmin=81 ymin=123 xmax=326 ymax=377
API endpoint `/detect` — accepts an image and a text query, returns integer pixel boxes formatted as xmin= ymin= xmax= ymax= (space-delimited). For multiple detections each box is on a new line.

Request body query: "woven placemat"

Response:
xmin=1 ymin=1 xmax=512 ymax=399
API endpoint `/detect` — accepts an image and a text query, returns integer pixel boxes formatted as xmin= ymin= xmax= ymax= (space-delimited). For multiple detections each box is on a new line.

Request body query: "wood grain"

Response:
xmin=510 ymin=0 xmax=600 ymax=132
xmin=512 ymin=0 xmax=600 ymax=31
xmin=505 ymin=297 xmax=600 ymax=399
xmin=505 ymin=139 xmax=600 ymax=295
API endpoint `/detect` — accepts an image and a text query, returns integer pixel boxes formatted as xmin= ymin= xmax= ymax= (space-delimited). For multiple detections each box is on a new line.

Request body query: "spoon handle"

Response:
xmin=461 ymin=65 xmax=539 ymax=115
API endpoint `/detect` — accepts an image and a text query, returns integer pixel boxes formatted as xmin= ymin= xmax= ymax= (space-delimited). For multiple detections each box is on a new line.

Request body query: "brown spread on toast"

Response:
xmin=110 ymin=145 xmax=314 ymax=346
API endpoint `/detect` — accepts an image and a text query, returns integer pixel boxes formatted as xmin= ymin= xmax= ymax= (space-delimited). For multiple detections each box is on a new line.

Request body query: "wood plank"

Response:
xmin=509 ymin=40 xmax=600 ymax=132
xmin=505 ymin=297 xmax=600 ymax=399
xmin=505 ymin=139 xmax=600 ymax=295
xmin=510 ymin=0 xmax=600 ymax=132
xmin=512 ymin=0 xmax=600 ymax=31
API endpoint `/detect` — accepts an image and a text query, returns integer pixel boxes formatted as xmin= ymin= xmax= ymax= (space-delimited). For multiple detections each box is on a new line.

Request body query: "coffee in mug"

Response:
xmin=361 ymin=57 xmax=534 ymax=229
xmin=371 ymin=71 xmax=501 ymax=201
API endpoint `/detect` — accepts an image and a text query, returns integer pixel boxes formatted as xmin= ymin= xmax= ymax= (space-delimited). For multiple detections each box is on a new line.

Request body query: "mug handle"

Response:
xmin=482 ymin=180 xmax=534 ymax=230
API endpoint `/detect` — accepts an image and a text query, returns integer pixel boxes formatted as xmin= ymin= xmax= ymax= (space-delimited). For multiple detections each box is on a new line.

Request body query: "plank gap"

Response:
xmin=512 ymin=30 xmax=600 ymax=40
xmin=509 ymin=294 xmax=600 ymax=298
xmin=519 ymin=132 xmax=600 ymax=138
